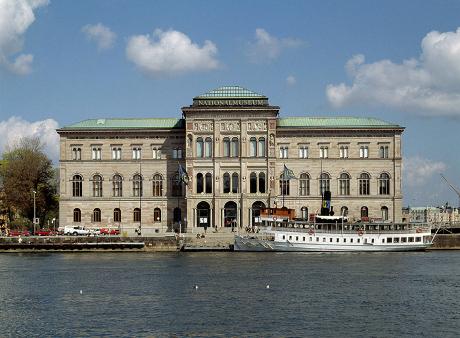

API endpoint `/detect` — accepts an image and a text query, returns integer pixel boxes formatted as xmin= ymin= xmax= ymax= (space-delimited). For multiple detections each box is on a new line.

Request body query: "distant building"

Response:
xmin=57 ymin=86 xmax=404 ymax=235
xmin=407 ymin=206 xmax=460 ymax=224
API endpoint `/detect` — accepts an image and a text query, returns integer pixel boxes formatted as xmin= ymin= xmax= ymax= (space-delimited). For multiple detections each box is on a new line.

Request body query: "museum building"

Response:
xmin=57 ymin=86 xmax=404 ymax=235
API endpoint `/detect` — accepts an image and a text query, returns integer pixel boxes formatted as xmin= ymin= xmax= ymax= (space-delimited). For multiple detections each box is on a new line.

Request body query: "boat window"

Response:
xmin=371 ymin=238 xmax=375 ymax=244
xmin=329 ymin=238 xmax=333 ymax=242
xmin=343 ymin=238 xmax=347 ymax=243
xmin=316 ymin=237 xmax=319 ymax=242
xmin=296 ymin=236 xmax=299 ymax=241
xmin=336 ymin=238 xmax=339 ymax=243
xmin=322 ymin=238 xmax=326 ymax=242
xmin=382 ymin=239 xmax=385 ymax=243
xmin=415 ymin=237 xmax=421 ymax=242
xmin=282 ymin=235 xmax=285 ymax=240
xmin=309 ymin=237 xmax=312 ymax=242
xmin=409 ymin=237 xmax=414 ymax=243
xmin=387 ymin=237 xmax=392 ymax=243
xmin=289 ymin=236 xmax=292 ymax=240
xmin=401 ymin=237 xmax=407 ymax=243
xmin=357 ymin=238 xmax=360 ymax=243
xmin=350 ymin=238 xmax=353 ymax=243
xmin=303 ymin=237 xmax=305 ymax=241
xmin=394 ymin=238 xmax=400 ymax=243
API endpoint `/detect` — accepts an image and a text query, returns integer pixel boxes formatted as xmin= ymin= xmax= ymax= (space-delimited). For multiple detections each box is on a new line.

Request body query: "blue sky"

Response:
xmin=1 ymin=0 xmax=460 ymax=207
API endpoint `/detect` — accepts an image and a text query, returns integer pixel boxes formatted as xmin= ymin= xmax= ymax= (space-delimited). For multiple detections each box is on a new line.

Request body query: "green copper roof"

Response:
xmin=61 ymin=118 xmax=184 ymax=130
xmin=195 ymin=86 xmax=266 ymax=99
xmin=277 ymin=117 xmax=402 ymax=129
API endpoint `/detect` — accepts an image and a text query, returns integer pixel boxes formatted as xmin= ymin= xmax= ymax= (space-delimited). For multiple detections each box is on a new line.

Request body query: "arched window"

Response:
xmin=223 ymin=137 xmax=230 ymax=157
xmin=258 ymin=172 xmax=265 ymax=193
xmin=152 ymin=174 xmax=163 ymax=196
xmin=231 ymin=137 xmax=239 ymax=157
xmin=196 ymin=173 xmax=204 ymax=193
xmin=361 ymin=206 xmax=369 ymax=219
xmin=249 ymin=137 xmax=257 ymax=157
xmin=258 ymin=137 xmax=266 ymax=157
xmin=172 ymin=172 xmax=182 ymax=197
xmin=196 ymin=137 xmax=204 ymax=158
xmin=250 ymin=172 xmax=257 ymax=193
xmin=341 ymin=206 xmax=349 ymax=217
xmin=133 ymin=208 xmax=141 ymax=222
xmin=319 ymin=173 xmax=330 ymax=195
xmin=92 ymin=208 xmax=101 ymax=223
xmin=132 ymin=174 xmax=143 ymax=197
xmin=232 ymin=172 xmax=239 ymax=193
xmin=112 ymin=174 xmax=123 ymax=197
xmin=173 ymin=208 xmax=181 ymax=223
xmin=205 ymin=173 xmax=212 ymax=193
xmin=154 ymin=208 xmax=161 ymax=222
xmin=379 ymin=173 xmax=390 ymax=195
xmin=223 ymin=173 xmax=230 ymax=193
xmin=204 ymin=137 xmax=212 ymax=158
xmin=301 ymin=206 xmax=308 ymax=220
xmin=280 ymin=174 xmax=290 ymax=196
xmin=381 ymin=206 xmax=389 ymax=221
xmin=92 ymin=174 xmax=103 ymax=197
xmin=299 ymin=173 xmax=310 ymax=196
xmin=359 ymin=173 xmax=370 ymax=195
xmin=114 ymin=208 xmax=121 ymax=223
xmin=73 ymin=208 xmax=81 ymax=222
xmin=339 ymin=173 xmax=350 ymax=195
xmin=72 ymin=175 xmax=83 ymax=197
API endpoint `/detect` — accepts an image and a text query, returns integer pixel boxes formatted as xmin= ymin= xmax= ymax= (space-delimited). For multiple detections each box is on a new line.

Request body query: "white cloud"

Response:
xmin=0 ymin=116 xmax=59 ymax=162
xmin=126 ymin=29 xmax=219 ymax=75
xmin=403 ymin=156 xmax=447 ymax=187
xmin=286 ymin=75 xmax=296 ymax=86
xmin=326 ymin=27 xmax=460 ymax=117
xmin=0 ymin=0 xmax=49 ymax=75
xmin=82 ymin=23 xmax=116 ymax=51
xmin=247 ymin=28 xmax=303 ymax=63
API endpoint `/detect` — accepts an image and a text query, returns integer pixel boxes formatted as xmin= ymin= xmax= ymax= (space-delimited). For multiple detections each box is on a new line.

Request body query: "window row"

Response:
xmin=281 ymin=145 xmax=391 ymax=159
xmin=280 ymin=172 xmax=391 ymax=196
xmin=71 ymin=173 xmax=183 ymax=197
xmin=73 ymin=207 xmax=164 ymax=223
xmin=196 ymin=137 xmax=266 ymax=158
xmin=293 ymin=206 xmax=389 ymax=221
xmin=70 ymin=146 xmax=183 ymax=161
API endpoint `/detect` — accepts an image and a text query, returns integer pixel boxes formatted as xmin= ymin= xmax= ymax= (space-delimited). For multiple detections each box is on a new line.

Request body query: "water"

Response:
xmin=0 ymin=252 xmax=458 ymax=337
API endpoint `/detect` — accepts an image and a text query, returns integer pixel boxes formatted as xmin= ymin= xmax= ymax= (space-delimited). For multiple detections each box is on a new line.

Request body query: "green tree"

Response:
xmin=0 ymin=137 xmax=58 ymax=228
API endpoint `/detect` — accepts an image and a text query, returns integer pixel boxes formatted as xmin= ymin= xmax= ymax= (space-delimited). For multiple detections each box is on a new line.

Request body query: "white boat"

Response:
xmin=234 ymin=222 xmax=434 ymax=252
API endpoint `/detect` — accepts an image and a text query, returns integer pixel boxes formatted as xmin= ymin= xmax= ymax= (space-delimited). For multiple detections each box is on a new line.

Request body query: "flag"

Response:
xmin=178 ymin=163 xmax=189 ymax=185
xmin=282 ymin=164 xmax=296 ymax=180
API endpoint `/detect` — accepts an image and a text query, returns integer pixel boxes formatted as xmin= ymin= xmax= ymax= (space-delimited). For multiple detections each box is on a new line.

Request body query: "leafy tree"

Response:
xmin=0 ymin=137 xmax=58 ymax=228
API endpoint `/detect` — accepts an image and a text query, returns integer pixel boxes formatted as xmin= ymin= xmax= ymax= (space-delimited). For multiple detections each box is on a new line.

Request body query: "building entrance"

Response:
xmin=197 ymin=201 xmax=210 ymax=228
xmin=224 ymin=201 xmax=237 ymax=228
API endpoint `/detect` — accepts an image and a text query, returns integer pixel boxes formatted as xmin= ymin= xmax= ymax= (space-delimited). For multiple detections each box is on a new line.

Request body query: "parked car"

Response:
xmin=63 ymin=226 xmax=91 ymax=236
xmin=89 ymin=228 xmax=101 ymax=235
xmin=9 ymin=229 xmax=31 ymax=237
xmin=100 ymin=228 xmax=120 ymax=236
xmin=36 ymin=229 xmax=56 ymax=236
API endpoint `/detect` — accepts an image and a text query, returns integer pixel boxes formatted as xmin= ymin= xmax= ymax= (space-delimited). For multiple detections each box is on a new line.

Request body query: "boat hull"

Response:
xmin=234 ymin=236 xmax=431 ymax=252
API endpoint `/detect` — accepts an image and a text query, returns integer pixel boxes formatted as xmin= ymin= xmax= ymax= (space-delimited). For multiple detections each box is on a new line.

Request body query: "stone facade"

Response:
xmin=57 ymin=86 xmax=404 ymax=235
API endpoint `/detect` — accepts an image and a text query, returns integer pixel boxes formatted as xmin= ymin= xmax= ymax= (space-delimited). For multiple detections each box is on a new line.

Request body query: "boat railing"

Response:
xmin=268 ymin=225 xmax=430 ymax=235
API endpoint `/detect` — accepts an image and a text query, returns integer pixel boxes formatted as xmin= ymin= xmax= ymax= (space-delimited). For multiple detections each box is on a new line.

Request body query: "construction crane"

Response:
xmin=440 ymin=174 xmax=460 ymax=208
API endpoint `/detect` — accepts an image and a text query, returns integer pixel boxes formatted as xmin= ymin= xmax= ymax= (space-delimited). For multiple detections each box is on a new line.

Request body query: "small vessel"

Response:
xmin=235 ymin=191 xmax=435 ymax=252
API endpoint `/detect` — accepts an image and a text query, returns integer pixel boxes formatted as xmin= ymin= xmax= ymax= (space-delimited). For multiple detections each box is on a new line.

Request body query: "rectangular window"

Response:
xmin=316 ymin=237 xmax=319 ymax=242
xmin=339 ymin=146 xmax=348 ymax=159
xmin=280 ymin=146 xmax=288 ymax=159
xmin=112 ymin=147 xmax=121 ymax=160
xmin=152 ymin=148 xmax=161 ymax=159
xmin=132 ymin=147 xmax=141 ymax=160
xmin=299 ymin=146 xmax=308 ymax=159
xmin=92 ymin=147 xmax=102 ymax=160
xmin=360 ymin=145 xmax=369 ymax=158
xmin=336 ymin=238 xmax=339 ymax=242
xmin=309 ymin=237 xmax=312 ymax=242
xmin=357 ymin=238 xmax=360 ymax=243
xmin=387 ymin=237 xmax=392 ymax=243
xmin=282 ymin=235 xmax=285 ymax=240
xmin=380 ymin=145 xmax=389 ymax=158
xmin=415 ymin=237 xmax=421 ymax=242
xmin=394 ymin=237 xmax=400 ymax=243
xmin=408 ymin=237 xmax=414 ymax=243
xmin=303 ymin=237 xmax=305 ymax=242
xmin=350 ymin=238 xmax=353 ymax=243
xmin=71 ymin=147 xmax=82 ymax=160
xmin=320 ymin=146 xmax=328 ymax=158
xmin=401 ymin=237 xmax=407 ymax=243
xmin=343 ymin=238 xmax=347 ymax=243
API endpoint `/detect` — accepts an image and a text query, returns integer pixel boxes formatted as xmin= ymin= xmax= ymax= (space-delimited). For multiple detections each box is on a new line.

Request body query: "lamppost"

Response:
xmin=33 ymin=190 xmax=36 ymax=234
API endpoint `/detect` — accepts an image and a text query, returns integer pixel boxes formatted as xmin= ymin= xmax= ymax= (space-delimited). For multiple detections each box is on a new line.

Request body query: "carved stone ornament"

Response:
xmin=220 ymin=121 xmax=240 ymax=132
xmin=194 ymin=122 xmax=213 ymax=132
xmin=247 ymin=121 xmax=267 ymax=131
